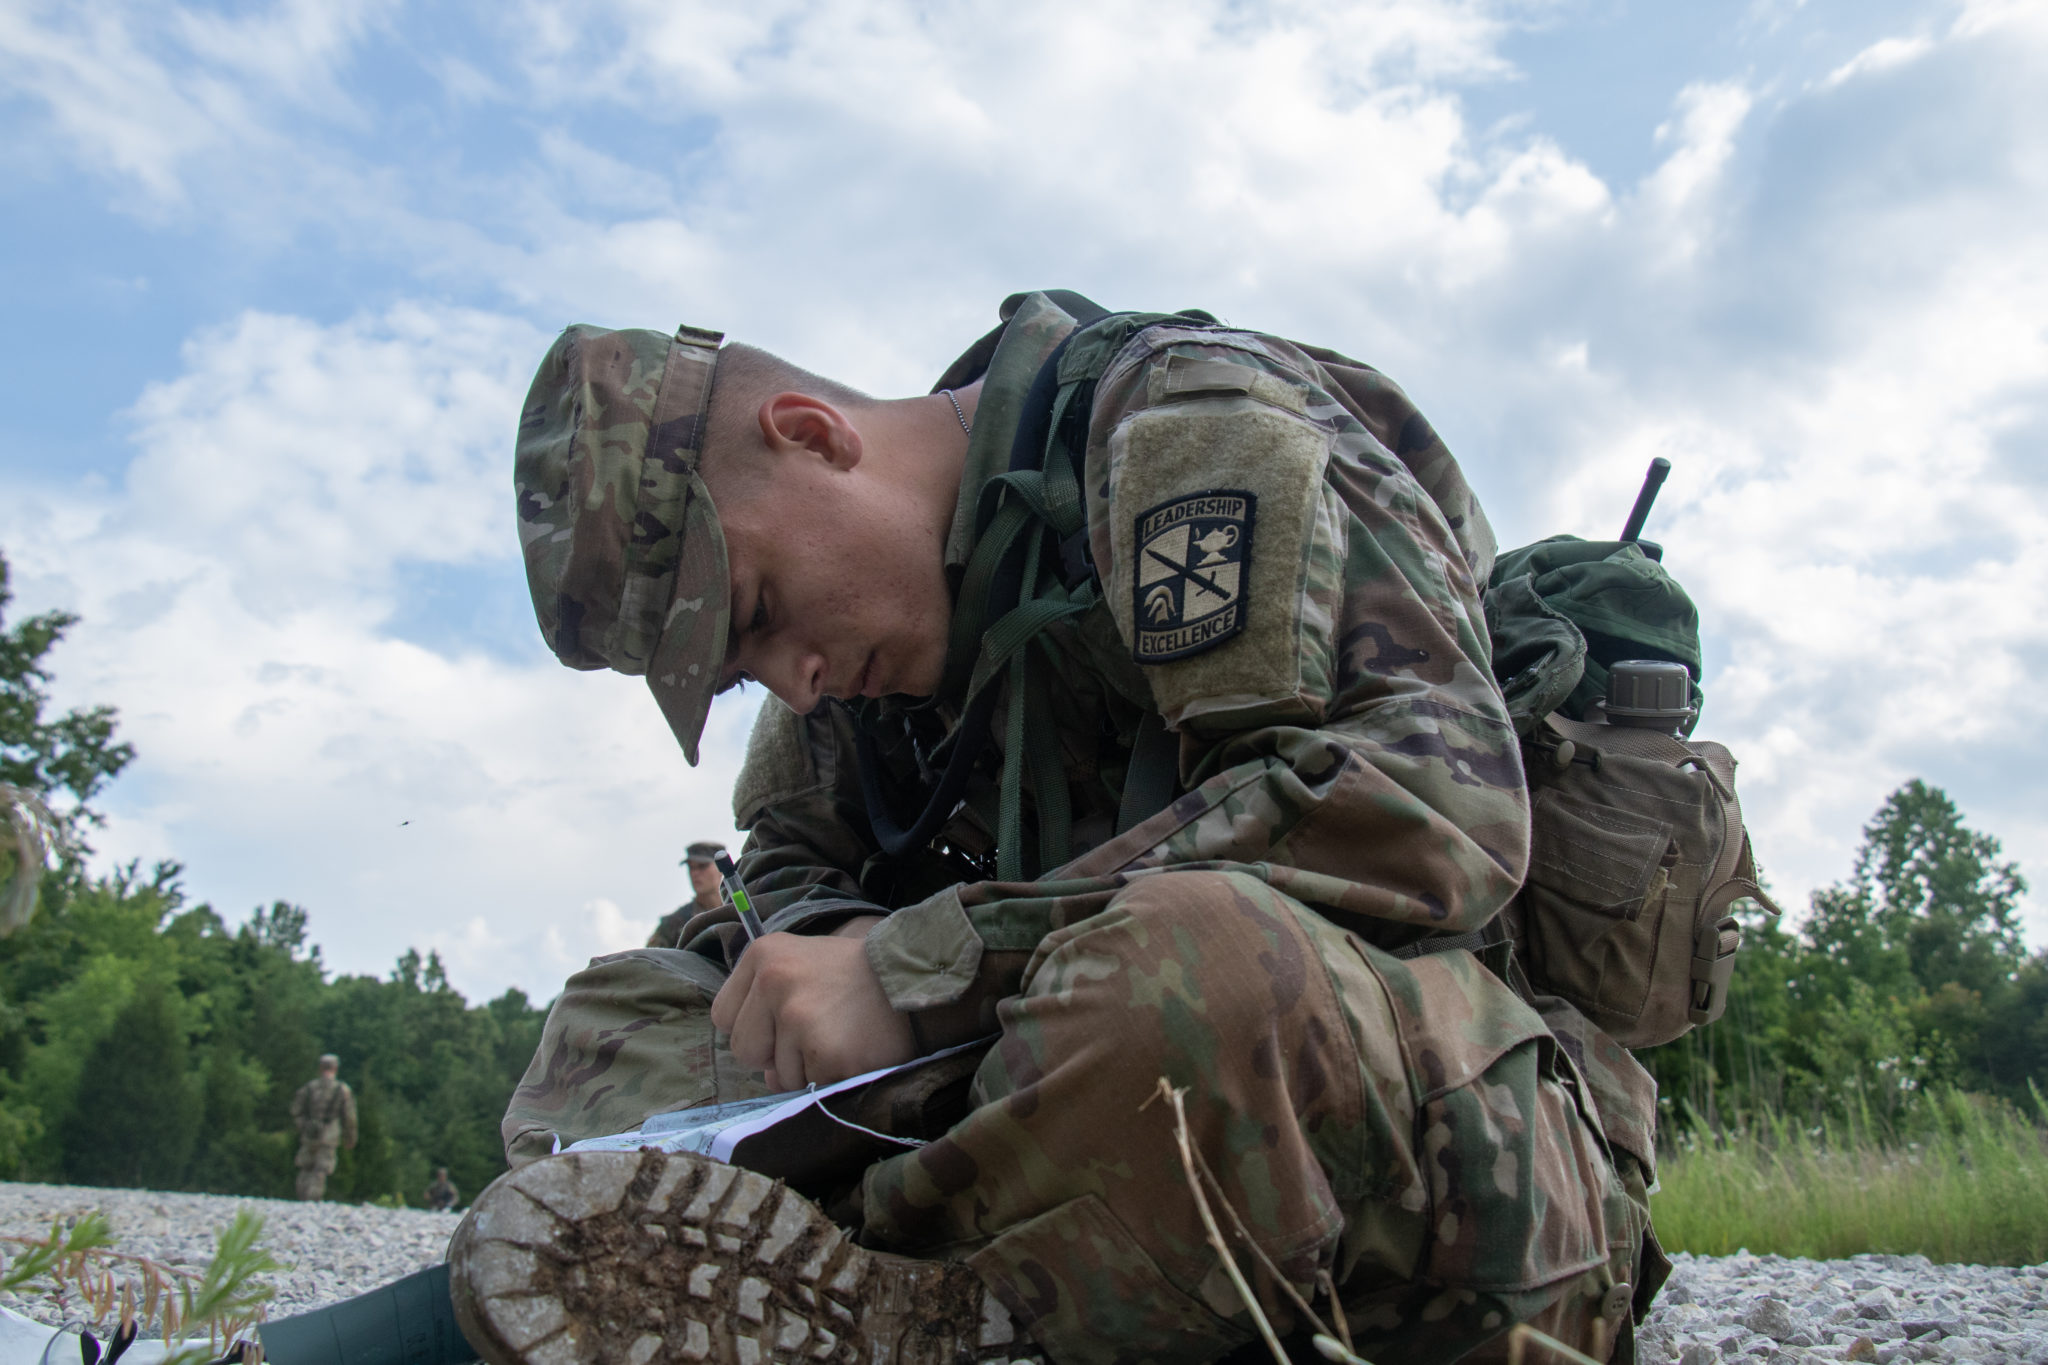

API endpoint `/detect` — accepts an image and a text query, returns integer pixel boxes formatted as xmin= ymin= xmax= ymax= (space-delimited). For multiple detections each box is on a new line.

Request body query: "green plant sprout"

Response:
xmin=1 ymin=1208 xmax=284 ymax=1363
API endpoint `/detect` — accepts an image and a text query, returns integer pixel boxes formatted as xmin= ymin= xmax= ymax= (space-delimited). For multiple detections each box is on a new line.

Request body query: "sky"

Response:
xmin=0 ymin=0 xmax=2043 ymax=1003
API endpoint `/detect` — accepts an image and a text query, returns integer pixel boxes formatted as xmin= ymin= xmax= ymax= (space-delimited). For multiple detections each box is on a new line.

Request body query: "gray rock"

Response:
xmin=1748 ymin=1299 xmax=1802 ymax=1342
xmin=1638 ymin=1336 xmax=1679 ymax=1365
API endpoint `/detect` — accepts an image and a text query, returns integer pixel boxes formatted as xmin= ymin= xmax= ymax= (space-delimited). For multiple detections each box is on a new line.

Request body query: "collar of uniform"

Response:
xmin=938 ymin=292 xmax=1080 ymax=578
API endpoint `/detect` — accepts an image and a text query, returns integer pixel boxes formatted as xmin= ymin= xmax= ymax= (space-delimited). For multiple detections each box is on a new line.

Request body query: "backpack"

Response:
xmin=1484 ymin=530 xmax=1780 ymax=1048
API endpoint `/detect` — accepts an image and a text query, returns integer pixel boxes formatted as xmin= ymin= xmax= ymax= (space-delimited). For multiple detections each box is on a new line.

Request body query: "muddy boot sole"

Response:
xmin=449 ymin=1148 xmax=1035 ymax=1365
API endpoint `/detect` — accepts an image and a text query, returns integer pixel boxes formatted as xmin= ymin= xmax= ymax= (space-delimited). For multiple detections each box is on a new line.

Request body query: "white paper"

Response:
xmin=563 ymin=1039 xmax=988 ymax=1162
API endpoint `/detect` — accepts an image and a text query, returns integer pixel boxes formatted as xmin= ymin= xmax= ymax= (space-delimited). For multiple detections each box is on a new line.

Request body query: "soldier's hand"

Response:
xmin=710 ymin=924 xmax=914 ymax=1091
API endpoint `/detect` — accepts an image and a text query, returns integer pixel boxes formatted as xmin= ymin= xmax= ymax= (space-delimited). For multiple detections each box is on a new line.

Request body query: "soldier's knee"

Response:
xmin=558 ymin=946 xmax=727 ymax=1002
xmin=1044 ymin=870 xmax=1338 ymax=1053
xmin=538 ymin=947 xmax=728 ymax=1040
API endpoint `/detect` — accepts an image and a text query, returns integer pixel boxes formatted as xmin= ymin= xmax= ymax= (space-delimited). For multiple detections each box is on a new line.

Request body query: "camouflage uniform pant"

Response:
xmin=504 ymin=871 xmax=1648 ymax=1365
xmin=294 ymin=1142 xmax=338 ymax=1201
xmin=503 ymin=946 xmax=779 ymax=1167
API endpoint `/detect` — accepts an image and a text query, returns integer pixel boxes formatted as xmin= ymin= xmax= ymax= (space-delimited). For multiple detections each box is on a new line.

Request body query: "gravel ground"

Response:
xmin=1646 ymin=1253 xmax=2048 ymax=1365
xmin=4 ymin=1181 xmax=2047 ymax=1362
xmin=0 ymin=1180 xmax=459 ymax=1330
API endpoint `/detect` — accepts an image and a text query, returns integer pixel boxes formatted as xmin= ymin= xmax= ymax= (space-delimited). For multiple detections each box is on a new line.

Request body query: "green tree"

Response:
xmin=0 ymin=543 xmax=550 ymax=1196
xmin=1647 ymin=779 xmax=2039 ymax=1131
xmin=0 ymin=546 xmax=135 ymax=948
xmin=58 ymin=981 xmax=201 ymax=1188
xmin=0 ymin=549 xmax=134 ymax=840
xmin=1978 ymin=951 xmax=2048 ymax=1098
xmin=1859 ymin=780 xmax=2026 ymax=999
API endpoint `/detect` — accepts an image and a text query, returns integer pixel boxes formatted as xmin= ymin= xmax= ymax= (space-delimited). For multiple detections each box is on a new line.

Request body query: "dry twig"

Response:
xmin=1506 ymin=1321 xmax=1606 ymax=1365
xmin=1316 ymin=1268 xmax=1353 ymax=1355
xmin=1153 ymin=1079 xmax=1290 ymax=1365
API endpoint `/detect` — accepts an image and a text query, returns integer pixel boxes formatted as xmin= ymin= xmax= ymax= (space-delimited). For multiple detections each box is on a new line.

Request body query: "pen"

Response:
xmin=715 ymin=851 xmax=767 ymax=945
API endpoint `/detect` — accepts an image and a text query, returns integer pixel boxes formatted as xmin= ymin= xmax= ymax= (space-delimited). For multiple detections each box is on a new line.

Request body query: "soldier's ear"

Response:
xmin=759 ymin=393 xmax=862 ymax=473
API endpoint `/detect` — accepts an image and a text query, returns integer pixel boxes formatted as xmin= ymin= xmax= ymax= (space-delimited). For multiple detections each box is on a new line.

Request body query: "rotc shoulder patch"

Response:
xmin=1131 ymin=489 xmax=1257 ymax=662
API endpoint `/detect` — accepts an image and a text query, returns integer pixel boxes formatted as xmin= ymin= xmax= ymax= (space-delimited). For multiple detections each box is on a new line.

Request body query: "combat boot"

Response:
xmin=449 ymin=1148 xmax=1039 ymax=1365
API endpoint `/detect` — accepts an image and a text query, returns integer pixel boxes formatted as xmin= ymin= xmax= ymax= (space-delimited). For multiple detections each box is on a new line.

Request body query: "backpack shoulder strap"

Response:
xmin=855 ymin=306 xmax=1214 ymax=869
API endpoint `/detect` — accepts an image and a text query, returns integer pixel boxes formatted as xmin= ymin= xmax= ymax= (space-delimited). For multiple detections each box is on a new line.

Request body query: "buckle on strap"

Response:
xmin=1688 ymin=915 xmax=1743 ymax=1026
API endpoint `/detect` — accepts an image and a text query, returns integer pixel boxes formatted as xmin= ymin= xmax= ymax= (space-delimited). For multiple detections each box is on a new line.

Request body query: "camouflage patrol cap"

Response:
xmin=515 ymin=323 xmax=729 ymax=765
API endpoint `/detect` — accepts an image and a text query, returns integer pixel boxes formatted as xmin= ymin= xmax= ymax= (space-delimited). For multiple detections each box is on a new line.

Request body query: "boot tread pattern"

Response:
xmin=453 ymin=1149 xmax=1037 ymax=1365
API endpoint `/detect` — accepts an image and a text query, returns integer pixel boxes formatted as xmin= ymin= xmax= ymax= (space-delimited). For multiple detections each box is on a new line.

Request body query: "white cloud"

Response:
xmin=2 ymin=303 xmax=757 ymax=999
xmin=1820 ymin=35 xmax=1934 ymax=88
xmin=1515 ymin=12 xmax=2048 ymax=929
xmin=1639 ymin=82 xmax=1753 ymax=263
xmin=122 ymin=305 xmax=515 ymax=605
xmin=0 ymin=0 xmax=386 ymax=207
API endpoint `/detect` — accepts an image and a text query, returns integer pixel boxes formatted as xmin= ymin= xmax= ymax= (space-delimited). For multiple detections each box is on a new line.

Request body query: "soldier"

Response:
xmin=288 ymin=1053 xmax=356 ymax=1202
xmin=455 ymin=293 xmax=1662 ymax=1365
xmin=424 ymin=1166 xmax=460 ymax=1212
xmin=645 ymin=840 xmax=729 ymax=947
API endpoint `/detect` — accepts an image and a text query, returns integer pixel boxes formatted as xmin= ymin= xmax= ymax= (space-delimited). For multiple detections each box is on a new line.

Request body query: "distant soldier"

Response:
xmin=644 ymin=840 xmax=727 ymax=947
xmin=289 ymin=1053 xmax=357 ymax=1201
xmin=424 ymin=1167 xmax=460 ymax=1211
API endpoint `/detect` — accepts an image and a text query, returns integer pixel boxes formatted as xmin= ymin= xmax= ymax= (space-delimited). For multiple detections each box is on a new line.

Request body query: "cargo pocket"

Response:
xmin=1353 ymin=947 xmax=1611 ymax=1296
xmin=1521 ymin=789 xmax=1673 ymax=1026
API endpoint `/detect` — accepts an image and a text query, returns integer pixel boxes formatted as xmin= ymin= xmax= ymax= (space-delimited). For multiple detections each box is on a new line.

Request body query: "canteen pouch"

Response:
xmin=1502 ymin=716 xmax=1778 ymax=1049
xmin=1485 ymin=536 xmax=1778 ymax=1049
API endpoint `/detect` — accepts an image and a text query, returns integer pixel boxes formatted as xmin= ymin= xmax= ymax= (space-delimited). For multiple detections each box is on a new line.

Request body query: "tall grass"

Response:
xmin=1651 ymin=1087 xmax=2048 ymax=1265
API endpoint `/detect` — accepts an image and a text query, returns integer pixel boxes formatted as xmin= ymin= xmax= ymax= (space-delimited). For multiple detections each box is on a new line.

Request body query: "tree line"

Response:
xmin=0 ymin=550 xmax=543 ymax=1204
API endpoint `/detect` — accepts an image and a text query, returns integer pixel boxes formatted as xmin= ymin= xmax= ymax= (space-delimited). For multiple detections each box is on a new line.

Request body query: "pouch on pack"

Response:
xmin=1484 ymin=529 xmax=1780 ymax=1050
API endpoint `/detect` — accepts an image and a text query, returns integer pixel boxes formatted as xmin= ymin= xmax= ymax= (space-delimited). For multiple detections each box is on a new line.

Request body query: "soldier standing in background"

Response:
xmin=288 ymin=1053 xmax=357 ymax=1201
xmin=643 ymin=840 xmax=728 ymax=947
xmin=424 ymin=1166 xmax=459 ymax=1211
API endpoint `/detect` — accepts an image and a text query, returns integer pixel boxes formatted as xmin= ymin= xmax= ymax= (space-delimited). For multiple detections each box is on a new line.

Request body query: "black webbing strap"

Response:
xmin=257 ymin=1263 xmax=479 ymax=1365
xmin=858 ymin=294 xmax=1199 ymax=870
xmin=1114 ymin=711 xmax=1180 ymax=835
xmin=1390 ymin=928 xmax=1491 ymax=960
xmin=855 ymin=333 xmax=1082 ymax=858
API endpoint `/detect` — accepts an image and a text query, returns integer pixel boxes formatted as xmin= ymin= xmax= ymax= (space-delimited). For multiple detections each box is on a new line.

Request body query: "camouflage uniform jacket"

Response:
xmin=290 ymin=1075 xmax=358 ymax=1148
xmin=724 ymin=291 xmax=1539 ymax=1054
